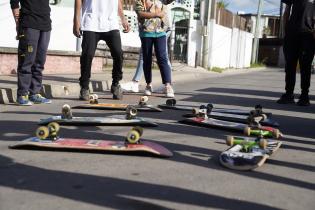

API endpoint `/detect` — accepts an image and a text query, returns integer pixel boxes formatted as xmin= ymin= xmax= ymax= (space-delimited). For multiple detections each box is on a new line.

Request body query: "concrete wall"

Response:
xmin=208 ymin=23 xmax=253 ymax=69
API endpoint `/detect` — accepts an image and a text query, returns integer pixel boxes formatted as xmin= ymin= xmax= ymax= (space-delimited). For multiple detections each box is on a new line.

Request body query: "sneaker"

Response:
xmin=17 ymin=95 xmax=33 ymax=106
xmin=297 ymin=95 xmax=310 ymax=106
xmin=111 ymin=83 xmax=123 ymax=100
xmin=29 ymin=94 xmax=52 ymax=104
xmin=165 ymin=85 xmax=175 ymax=98
xmin=79 ymin=88 xmax=90 ymax=101
xmin=121 ymin=81 xmax=139 ymax=93
xmin=276 ymin=93 xmax=295 ymax=104
xmin=144 ymin=85 xmax=153 ymax=96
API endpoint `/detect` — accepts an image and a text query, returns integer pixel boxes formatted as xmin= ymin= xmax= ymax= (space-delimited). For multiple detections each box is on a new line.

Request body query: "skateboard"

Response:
xmin=39 ymin=104 xmax=158 ymax=127
xmin=180 ymin=111 xmax=283 ymax=139
xmin=73 ymin=95 xmax=162 ymax=112
xmin=182 ymin=107 xmax=279 ymax=127
xmin=219 ymin=136 xmax=282 ymax=170
xmin=10 ymin=123 xmax=172 ymax=157
xmin=159 ymin=99 xmax=272 ymax=117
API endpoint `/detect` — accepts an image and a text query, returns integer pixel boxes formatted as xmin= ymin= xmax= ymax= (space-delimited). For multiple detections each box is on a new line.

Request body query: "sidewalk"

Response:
xmin=0 ymin=64 xmax=272 ymax=104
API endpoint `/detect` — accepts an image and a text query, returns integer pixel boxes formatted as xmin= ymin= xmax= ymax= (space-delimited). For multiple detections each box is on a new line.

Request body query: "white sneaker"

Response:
xmin=144 ymin=85 xmax=153 ymax=96
xmin=121 ymin=81 xmax=139 ymax=93
xmin=165 ymin=86 xmax=175 ymax=98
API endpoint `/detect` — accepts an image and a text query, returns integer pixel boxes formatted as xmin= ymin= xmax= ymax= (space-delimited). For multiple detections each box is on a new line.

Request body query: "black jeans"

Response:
xmin=80 ymin=30 xmax=123 ymax=89
xmin=17 ymin=28 xmax=50 ymax=96
xmin=283 ymin=32 xmax=315 ymax=96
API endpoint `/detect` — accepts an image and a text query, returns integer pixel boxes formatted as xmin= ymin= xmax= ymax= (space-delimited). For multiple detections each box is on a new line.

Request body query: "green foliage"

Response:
xmin=250 ymin=63 xmax=266 ymax=68
xmin=209 ymin=67 xmax=224 ymax=73
xmin=217 ymin=0 xmax=230 ymax=9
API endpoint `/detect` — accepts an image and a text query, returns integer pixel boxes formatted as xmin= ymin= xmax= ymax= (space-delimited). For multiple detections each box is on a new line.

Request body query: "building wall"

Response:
xmin=207 ymin=23 xmax=253 ymax=69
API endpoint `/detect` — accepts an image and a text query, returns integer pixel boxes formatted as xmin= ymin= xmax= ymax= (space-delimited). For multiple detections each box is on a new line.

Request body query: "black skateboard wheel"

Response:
xmin=36 ymin=126 xmax=49 ymax=140
xmin=126 ymin=130 xmax=140 ymax=144
xmin=126 ymin=106 xmax=137 ymax=119
xmin=199 ymin=105 xmax=206 ymax=110
xmin=166 ymin=99 xmax=176 ymax=106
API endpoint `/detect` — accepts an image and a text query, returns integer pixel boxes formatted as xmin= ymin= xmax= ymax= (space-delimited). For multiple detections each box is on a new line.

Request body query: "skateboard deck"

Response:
xmin=74 ymin=95 xmax=162 ymax=112
xmin=159 ymin=99 xmax=272 ymax=117
xmin=39 ymin=115 xmax=158 ymax=127
xmin=73 ymin=103 xmax=163 ymax=112
xmin=183 ymin=111 xmax=279 ymax=127
xmin=10 ymin=137 xmax=173 ymax=157
xmin=180 ymin=117 xmax=282 ymax=138
xmin=219 ymin=138 xmax=281 ymax=170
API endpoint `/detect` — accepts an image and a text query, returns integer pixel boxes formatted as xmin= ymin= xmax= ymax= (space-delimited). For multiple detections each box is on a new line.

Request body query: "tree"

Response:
xmin=217 ymin=0 xmax=230 ymax=9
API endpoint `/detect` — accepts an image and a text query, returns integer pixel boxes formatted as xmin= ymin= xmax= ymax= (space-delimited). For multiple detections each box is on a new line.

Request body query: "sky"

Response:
xmin=227 ymin=0 xmax=281 ymax=15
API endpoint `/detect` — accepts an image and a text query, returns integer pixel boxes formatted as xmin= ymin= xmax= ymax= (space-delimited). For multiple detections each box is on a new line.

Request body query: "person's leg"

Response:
xmin=154 ymin=36 xmax=174 ymax=97
xmin=28 ymin=30 xmax=51 ymax=104
xmin=80 ymin=31 xmax=99 ymax=90
xmin=16 ymin=27 xmax=40 ymax=105
xmin=277 ymin=34 xmax=299 ymax=104
xmin=165 ymin=30 xmax=172 ymax=69
xmin=297 ymin=33 xmax=315 ymax=106
xmin=103 ymin=30 xmax=123 ymax=99
xmin=132 ymin=48 xmax=144 ymax=82
xmin=141 ymin=37 xmax=154 ymax=95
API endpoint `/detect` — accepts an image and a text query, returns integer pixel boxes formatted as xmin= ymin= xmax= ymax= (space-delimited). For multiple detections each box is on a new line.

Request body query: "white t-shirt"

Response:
xmin=81 ymin=0 xmax=119 ymax=32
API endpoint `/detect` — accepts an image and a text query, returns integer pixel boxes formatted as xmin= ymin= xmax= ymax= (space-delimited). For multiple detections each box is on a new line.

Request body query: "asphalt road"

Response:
xmin=0 ymin=69 xmax=314 ymax=210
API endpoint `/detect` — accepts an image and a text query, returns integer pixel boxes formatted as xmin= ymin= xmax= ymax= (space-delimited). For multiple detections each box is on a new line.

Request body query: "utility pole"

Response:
xmin=202 ymin=0 xmax=213 ymax=69
xmin=251 ymin=0 xmax=263 ymax=64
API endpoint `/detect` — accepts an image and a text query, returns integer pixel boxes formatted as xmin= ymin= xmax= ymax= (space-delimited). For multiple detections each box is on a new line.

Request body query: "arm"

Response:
xmin=73 ymin=0 xmax=82 ymax=38
xmin=283 ymin=4 xmax=291 ymax=35
xmin=10 ymin=0 xmax=20 ymax=37
xmin=118 ymin=0 xmax=130 ymax=33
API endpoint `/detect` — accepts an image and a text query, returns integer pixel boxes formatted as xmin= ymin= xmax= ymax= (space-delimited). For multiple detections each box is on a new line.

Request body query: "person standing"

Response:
xmin=121 ymin=0 xmax=174 ymax=94
xmin=10 ymin=0 xmax=52 ymax=106
xmin=73 ymin=0 xmax=130 ymax=100
xmin=277 ymin=0 xmax=315 ymax=106
xmin=135 ymin=0 xmax=175 ymax=98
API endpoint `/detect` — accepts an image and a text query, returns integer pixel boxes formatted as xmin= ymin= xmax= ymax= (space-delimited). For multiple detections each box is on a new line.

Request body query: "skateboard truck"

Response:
xmin=192 ymin=108 xmax=208 ymax=119
xmin=89 ymin=94 xmax=99 ymax=104
xmin=126 ymin=105 xmax=138 ymax=120
xmin=36 ymin=122 xmax=60 ymax=141
xmin=125 ymin=126 xmax=143 ymax=144
xmin=166 ymin=98 xmax=176 ymax=107
xmin=61 ymin=104 xmax=73 ymax=119
xmin=226 ymin=136 xmax=267 ymax=152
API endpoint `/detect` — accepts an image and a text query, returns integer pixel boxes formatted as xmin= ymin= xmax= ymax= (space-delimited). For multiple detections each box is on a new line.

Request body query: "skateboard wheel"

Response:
xmin=62 ymin=104 xmax=71 ymax=113
xmin=140 ymin=96 xmax=149 ymax=103
xmin=199 ymin=105 xmax=206 ymax=110
xmin=89 ymin=94 xmax=96 ymax=104
xmin=36 ymin=126 xmax=49 ymax=140
xmin=126 ymin=130 xmax=140 ymax=144
xmin=273 ymin=129 xmax=281 ymax=139
xmin=93 ymin=94 xmax=98 ymax=100
xmin=48 ymin=122 xmax=60 ymax=133
xmin=126 ymin=106 xmax=137 ymax=117
xmin=226 ymin=136 xmax=234 ymax=146
xmin=192 ymin=108 xmax=199 ymax=115
xmin=244 ymin=126 xmax=251 ymax=136
xmin=259 ymin=139 xmax=267 ymax=149
xmin=166 ymin=98 xmax=176 ymax=106
xmin=132 ymin=126 xmax=143 ymax=137
xmin=255 ymin=104 xmax=263 ymax=111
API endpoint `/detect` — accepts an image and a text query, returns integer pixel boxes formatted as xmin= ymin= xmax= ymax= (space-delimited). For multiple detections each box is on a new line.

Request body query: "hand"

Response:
xmin=122 ymin=19 xmax=130 ymax=33
xmin=73 ymin=20 xmax=81 ymax=38
xmin=155 ymin=11 xmax=164 ymax=18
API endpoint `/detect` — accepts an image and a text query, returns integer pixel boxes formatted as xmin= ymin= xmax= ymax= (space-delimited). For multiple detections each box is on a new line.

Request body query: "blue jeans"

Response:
xmin=133 ymin=31 xmax=171 ymax=82
xmin=141 ymin=35 xmax=172 ymax=84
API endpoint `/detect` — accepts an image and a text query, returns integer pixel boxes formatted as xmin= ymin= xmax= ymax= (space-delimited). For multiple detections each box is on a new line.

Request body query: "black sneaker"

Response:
xmin=111 ymin=83 xmax=123 ymax=100
xmin=297 ymin=95 xmax=310 ymax=106
xmin=277 ymin=93 xmax=295 ymax=104
xmin=79 ymin=88 xmax=90 ymax=101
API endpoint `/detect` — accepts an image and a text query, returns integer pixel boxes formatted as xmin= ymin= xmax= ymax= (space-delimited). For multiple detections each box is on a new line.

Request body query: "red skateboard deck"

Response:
xmin=10 ymin=137 xmax=173 ymax=158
